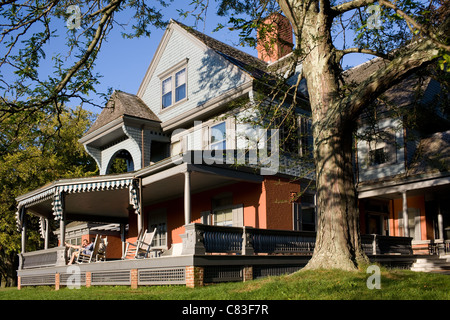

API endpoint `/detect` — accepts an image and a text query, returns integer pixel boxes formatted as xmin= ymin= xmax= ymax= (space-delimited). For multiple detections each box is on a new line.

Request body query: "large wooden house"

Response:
xmin=15 ymin=16 xmax=448 ymax=289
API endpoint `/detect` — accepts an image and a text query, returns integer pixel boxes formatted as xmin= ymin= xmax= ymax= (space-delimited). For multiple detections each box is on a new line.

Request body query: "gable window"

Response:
xmin=162 ymin=77 xmax=172 ymax=108
xmin=369 ymin=148 xmax=390 ymax=166
xmin=367 ymin=130 xmax=396 ymax=167
xmin=160 ymin=59 xmax=188 ymax=109
xmin=210 ymin=122 xmax=226 ymax=150
xmin=175 ymin=68 xmax=186 ymax=102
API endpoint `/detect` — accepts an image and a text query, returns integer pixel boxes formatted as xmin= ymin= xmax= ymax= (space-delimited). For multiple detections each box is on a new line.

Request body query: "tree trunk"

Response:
xmin=288 ymin=4 xmax=368 ymax=270
xmin=305 ymin=125 xmax=369 ymax=270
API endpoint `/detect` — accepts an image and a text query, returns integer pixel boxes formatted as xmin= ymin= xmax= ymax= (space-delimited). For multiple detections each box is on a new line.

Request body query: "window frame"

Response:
xmin=158 ymin=59 xmax=188 ymax=111
xmin=209 ymin=121 xmax=227 ymax=150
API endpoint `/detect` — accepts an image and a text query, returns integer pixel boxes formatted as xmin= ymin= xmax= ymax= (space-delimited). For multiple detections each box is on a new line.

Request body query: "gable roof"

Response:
xmin=137 ymin=20 xmax=269 ymax=98
xmin=408 ymin=130 xmax=450 ymax=176
xmin=172 ymin=20 xmax=268 ymax=79
xmin=85 ymin=91 xmax=160 ymax=136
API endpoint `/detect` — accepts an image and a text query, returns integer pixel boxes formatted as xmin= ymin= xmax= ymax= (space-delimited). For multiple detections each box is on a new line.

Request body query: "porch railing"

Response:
xmin=19 ymin=247 xmax=66 ymax=269
xmin=181 ymin=224 xmax=413 ymax=256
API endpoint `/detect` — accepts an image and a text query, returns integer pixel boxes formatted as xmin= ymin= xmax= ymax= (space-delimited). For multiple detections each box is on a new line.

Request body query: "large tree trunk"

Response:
xmin=279 ymin=1 xmax=369 ymax=270
xmin=302 ymin=52 xmax=369 ymax=270
xmin=305 ymin=125 xmax=369 ymax=270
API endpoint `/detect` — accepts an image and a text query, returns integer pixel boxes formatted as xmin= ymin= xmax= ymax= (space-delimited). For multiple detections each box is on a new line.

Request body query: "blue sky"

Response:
xmin=67 ymin=2 xmax=372 ymax=115
xmin=2 ymin=2 xmax=372 ymax=116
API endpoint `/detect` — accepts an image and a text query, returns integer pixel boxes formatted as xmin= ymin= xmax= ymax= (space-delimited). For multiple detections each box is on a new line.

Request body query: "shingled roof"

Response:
xmin=85 ymin=91 xmax=160 ymax=135
xmin=408 ymin=130 xmax=450 ymax=176
xmin=172 ymin=20 xmax=269 ymax=79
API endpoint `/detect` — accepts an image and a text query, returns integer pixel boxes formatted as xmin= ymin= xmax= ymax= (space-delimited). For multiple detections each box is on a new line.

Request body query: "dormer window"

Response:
xmin=160 ymin=59 xmax=188 ymax=109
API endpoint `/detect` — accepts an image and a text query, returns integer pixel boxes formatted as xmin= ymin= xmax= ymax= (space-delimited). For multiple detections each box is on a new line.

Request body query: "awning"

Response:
xmin=16 ymin=175 xmax=140 ymax=230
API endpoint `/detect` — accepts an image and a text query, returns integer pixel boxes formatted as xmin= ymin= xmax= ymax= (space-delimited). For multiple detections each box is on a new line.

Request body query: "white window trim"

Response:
xmin=158 ymin=58 xmax=189 ymax=112
xmin=202 ymin=204 xmax=244 ymax=227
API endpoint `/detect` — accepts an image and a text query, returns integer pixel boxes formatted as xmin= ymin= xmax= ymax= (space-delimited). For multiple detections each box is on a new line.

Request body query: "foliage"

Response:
xmin=0 ymin=106 xmax=97 ymax=286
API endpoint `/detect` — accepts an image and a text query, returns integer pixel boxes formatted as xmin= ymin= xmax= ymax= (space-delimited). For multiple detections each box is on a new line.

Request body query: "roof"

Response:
xmin=85 ymin=91 xmax=160 ymax=135
xmin=408 ymin=130 xmax=450 ymax=176
xmin=172 ymin=20 xmax=269 ymax=79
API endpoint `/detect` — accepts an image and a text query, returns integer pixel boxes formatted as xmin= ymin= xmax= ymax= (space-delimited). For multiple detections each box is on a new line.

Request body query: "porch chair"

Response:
xmin=122 ymin=228 xmax=157 ymax=259
xmin=96 ymin=236 xmax=108 ymax=261
xmin=77 ymin=234 xmax=101 ymax=263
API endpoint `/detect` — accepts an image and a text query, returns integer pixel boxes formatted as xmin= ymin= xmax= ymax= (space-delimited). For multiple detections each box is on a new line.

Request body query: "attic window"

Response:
xmin=160 ymin=59 xmax=188 ymax=109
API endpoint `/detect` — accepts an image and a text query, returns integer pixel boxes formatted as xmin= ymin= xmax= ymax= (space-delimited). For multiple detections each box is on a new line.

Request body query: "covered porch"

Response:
xmin=17 ymin=223 xmax=415 ymax=289
xmin=16 ymin=154 xmax=417 ymax=289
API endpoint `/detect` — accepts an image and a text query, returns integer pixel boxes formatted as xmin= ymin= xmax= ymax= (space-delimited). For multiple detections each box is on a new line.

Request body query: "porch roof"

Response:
xmin=15 ymin=154 xmax=264 ymax=227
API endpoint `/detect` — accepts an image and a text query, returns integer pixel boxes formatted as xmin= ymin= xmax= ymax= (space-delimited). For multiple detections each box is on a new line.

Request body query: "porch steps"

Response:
xmin=411 ymin=255 xmax=450 ymax=274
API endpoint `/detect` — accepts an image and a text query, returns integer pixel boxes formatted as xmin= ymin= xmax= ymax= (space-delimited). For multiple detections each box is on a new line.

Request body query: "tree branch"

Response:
xmin=342 ymin=38 xmax=441 ymax=122
xmin=337 ymin=48 xmax=390 ymax=61
xmin=331 ymin=0 xmax=377 ymax=16
xmin=378 ymin=0 xmax=450 ymax=52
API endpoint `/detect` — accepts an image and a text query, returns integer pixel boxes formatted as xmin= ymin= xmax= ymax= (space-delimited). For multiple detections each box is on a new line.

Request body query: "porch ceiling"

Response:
xmin=141 ymin=163 xmax=264 ymax=205
xmin=25 ymin=188 xmax=131 ymax=223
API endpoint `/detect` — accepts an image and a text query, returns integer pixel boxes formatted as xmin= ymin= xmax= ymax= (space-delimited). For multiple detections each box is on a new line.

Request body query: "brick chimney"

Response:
xmin=257 ymin=13 xmax=293 ymax=63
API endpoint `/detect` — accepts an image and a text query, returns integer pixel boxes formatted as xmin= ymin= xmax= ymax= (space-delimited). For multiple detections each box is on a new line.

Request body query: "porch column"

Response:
xmin=20 ymin=209 xmax=27 ymax=254
xmin=120 ymin=223 xmax=126 ymax=258
xmin=184 ymin=170 xmax=191 ymax=225
xmin=437 ymin=206 xmax=444 ymax=240
xmin=59 ymin=216 xmax=66 ymax=247
xmin=44 ymin=218 xmax=49 ymax=250
xmin=402 ymin=191 xmax=409 ymax=237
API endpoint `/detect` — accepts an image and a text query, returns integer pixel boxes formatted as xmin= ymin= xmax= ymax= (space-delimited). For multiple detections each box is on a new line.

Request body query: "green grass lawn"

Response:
xmin=0 ymin=268 xmax=449 ymax=300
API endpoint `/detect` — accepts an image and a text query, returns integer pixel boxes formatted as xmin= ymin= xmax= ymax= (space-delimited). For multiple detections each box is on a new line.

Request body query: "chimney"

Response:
xmin=257 ymin=13 xmax=293 ymax=63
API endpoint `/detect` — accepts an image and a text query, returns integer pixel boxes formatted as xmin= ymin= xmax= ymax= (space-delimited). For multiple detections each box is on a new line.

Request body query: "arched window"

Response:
xmin=107 ymin=150 xmax=134 ymax=174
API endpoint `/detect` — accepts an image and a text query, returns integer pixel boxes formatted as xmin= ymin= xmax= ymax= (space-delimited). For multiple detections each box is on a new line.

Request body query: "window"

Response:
xmin=210 ymin=122 xmax=226 ymax=150
xmin=162 ymin=77 xmax=172 ymax=108
xmin=147 ymin=208 xmax=167 ymax=248
xmin=213 ymin=207 xmax=233 ymax=226
xmin=175 ymin=69 xmax=186 ymax=102
xmin=161 ymin=67 xmax=187 ymax=109
xmin=293 ymin=197 xmax=316 ymax=232
xmin=366 ymin=129 xmax=396 ymax=167
xmin=202 ymin=193 xmax=244 ymax=227
xmin=369 ymin=148 xmax=389 ymax=166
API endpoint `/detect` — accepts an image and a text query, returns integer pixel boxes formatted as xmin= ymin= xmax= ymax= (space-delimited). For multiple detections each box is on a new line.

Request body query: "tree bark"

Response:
xmin=278 ymin=0 xmax=370 ymax=270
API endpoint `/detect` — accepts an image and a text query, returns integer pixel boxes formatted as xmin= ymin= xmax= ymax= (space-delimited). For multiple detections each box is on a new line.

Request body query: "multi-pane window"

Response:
xmin=213 ymin=207 xmax=233 ymax=226
xmin=147 ymin=208 xmax=167 ymax=248
xmin=293 ymin=193 xmax=316 ymax=232
xmin=161 ymin=67 xmax=187 ymax=109
xmin=210 ymin=122 xmax=226 ymax=150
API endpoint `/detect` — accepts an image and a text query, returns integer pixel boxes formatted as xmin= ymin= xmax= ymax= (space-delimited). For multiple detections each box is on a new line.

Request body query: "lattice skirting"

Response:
xmin=138 ymin=267 xmax=186 ymax=285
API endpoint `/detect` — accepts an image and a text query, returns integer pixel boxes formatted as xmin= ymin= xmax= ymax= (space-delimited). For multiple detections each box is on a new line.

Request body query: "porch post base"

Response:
xmin=55 ymin=273 xmax=60 ymax=291
xmin=86 ymin=272 xmax=92 ymax=288
xmin=131 ymin=269 xmax=138 ymax=289
xmin=243 ymin=265 xmax=253 ymax=282
xmin=186 ymin=266 xmax=203 ymax=288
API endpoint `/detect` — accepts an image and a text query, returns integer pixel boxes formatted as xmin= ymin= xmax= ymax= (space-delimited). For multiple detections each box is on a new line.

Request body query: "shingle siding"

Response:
xmin=140 ymin=27 xmax=250 ymax=124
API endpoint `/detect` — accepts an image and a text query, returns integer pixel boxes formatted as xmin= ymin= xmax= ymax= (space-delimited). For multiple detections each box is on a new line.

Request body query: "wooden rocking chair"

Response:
xmin=122 ymin=228 xmax=157 ymax=259
xmin=77 ymin=234 xmax=101 ymax=263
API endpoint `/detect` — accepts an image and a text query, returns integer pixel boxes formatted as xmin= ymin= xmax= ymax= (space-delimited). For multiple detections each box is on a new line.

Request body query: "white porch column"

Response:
xmin=20 ymin=212 xmax=27 ymax=254
xmin=44 ymin=218 xmax=49 ymax=250
xmin=437 ymin=207 xmax=444 ymax=240
xmin=402 ymin=191 xmax=409 ymax=237
xmin=59 ymin=216 xmax=66 ymax=247
xmin=184 ymin=170 xmax=191 ymax=225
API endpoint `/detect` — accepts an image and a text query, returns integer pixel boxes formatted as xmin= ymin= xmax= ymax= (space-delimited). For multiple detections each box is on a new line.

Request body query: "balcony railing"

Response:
xmin=181 ymin=224 xmax=413 ymax=256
